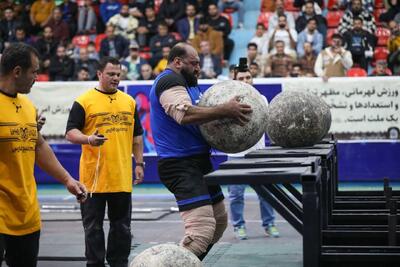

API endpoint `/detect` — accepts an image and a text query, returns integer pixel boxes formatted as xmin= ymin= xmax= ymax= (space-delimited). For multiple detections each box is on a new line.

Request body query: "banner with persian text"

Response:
xmin=281 ymin=77 xmax=400 ymax=133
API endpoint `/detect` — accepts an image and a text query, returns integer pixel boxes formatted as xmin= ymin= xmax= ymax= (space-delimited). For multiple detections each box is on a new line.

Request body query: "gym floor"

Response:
xmin=2 ymin=183 xmax=398 ymax=267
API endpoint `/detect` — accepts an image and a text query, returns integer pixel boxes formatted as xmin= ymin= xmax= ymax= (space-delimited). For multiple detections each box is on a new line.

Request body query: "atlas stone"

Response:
xmin=198 ymin=80 xmax=268 ymax=153
xmin=266 ymin=90 xmax=332 ymax=148
xmin=130 ymin=244 xmax=203 ymax=267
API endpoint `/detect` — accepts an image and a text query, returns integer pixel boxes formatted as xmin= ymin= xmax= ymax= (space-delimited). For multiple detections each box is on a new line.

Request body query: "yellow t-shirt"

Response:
xmin=0 ymin=92 xmax=41 ymax=236
xmin=154 ymin=59 xmax=168 ymax=74
xmin=72 ymin=89 xmax=137 ymax=193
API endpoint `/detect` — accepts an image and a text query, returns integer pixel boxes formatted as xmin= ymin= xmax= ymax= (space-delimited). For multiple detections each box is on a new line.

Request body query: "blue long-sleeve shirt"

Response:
xmin=296 ymin=29 xmax=323 ymax=57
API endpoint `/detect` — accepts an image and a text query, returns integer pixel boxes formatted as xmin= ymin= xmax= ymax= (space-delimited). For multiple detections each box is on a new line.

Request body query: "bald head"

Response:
xmin=168 ymin=43 xmax=197 ymax=63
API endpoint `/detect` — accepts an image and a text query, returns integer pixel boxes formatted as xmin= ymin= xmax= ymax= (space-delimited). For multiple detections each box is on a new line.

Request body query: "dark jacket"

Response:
xmin=176 ymin=17 xmax=199 ymax=41
xmin=295 ymin=14 xmax=327 ymax=36
xmin=99 ymin=35 xmax=129 ymax=59
xmin=49 ymin=55 xmax=75 ymax=81
xmin=208 ymin=15 xmax=231 ymax=38
xmin=149 ymin=34 xmax=177 ymax=55
xmin=159 ymin=0 xmax=185 ymax=22
xmin=34 ymin=37 xmax=59 ymax=61
xmin=74 ymin=59 xmax=99 ymax=80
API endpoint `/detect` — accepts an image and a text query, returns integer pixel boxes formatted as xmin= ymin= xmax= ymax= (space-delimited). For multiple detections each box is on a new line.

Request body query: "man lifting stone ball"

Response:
xmin=149 ymin=42 xmax=252 ymax=260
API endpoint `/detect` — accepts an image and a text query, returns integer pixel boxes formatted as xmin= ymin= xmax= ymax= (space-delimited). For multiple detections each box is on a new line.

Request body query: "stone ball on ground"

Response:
xmin=130 ymin=244 xmax=203 ymax=267
xmin=266 ymin=90 xmax=332 ymax=148
xmin=198 ymin=80 xmax=268 ymax=153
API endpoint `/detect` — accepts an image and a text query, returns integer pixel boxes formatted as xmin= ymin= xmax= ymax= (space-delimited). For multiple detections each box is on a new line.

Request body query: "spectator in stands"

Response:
xmin=76 ymin=66 xmax=90 ymax=81
xmin=338 ymin=0 xmax=376 ymax=35
xmin=294 ymin=0 xmax=324 ymax=12
xmin=77 ymin=0 xmax=97 ymax=35
xmin=268 ymin=14 xmax=298 ymax=59
xmin=87 ymin=41 xmax=99 ymax=61
xmin=343 ymin=17 xmax=376 ymax=70
xmin=159 ymin=0 xmax=186 ymax=30
xmin=247 ymin=42 xmax=265 ymax=75
xmin=388 ymin=20 xmax=400 ymax=53
xmin=249 ymin=23 xmax=269 ymax=57
xmin=107 ymin=4 xmax=139 ymax=41
xmin=137 ymin=5 xmax=159 ymax=47
xmin=265 ymin=40 xmax=294 ymax=77
xmin=218 ymin=0 xmax=245 ymax=28
xmin=268 ymin=0 xmax=296 ymax=33
xmin=149 ymin=21 xmax=177 ymax=66
xmin=30 ymin=0 xmax=55 ymax=33
xmin=199 ymin=40 xmax=222 ymax=79
xmin=49 ymin=44 xmax=75 ymax=81
xmin=341 ymin=0 xmax=374 ymax=13
xmin=379 ymin=0 xmax=400 ymax=24
xmin=314 ymin=33 xmax=353 ymax=80
xmin=127 ymin=0 xmax=145 ymax=19
xmin=138 ymin=63 xmax=156 ymax=80
xmin=74 ymin=47 xmax=99 ymax=80
xmin=176 ymin=4 xmax=199 ymax=42
xmin=0 ymin=7 xmax=22 ymax=43
xmin=298 ymin=42 xmax=317 ymax=76
xmin=371 ymin=60 xmax=392 ymax=76
xmin=58 ymin=0 xmax=78 ymax=36
xmin=46 ymin=7 xmax=70 ymax=43
xmin=192 ymin=17 xmax=223 ymax=58
xmin=154 ymin=45 xmax=171 ymax=75
xmin=295 ymin=1 xmax=326 ymax=38
xmin=249 ymin=62 xmax=261 ymax=78
xmin=100 ymin=0 xmax=121 ymax=25
xmin=35 ymin=25 xmax=59 ymax=72
xmin=188 ymin=0 xmax=216 ymax=18
xmin=289 ymin=63 xmax=304 ymax=77
xmin=100 ymin=25 xmax=130 ymax=60
xmin=208 ymin=3 xmax=234 ymax=62
xmin=297 ymin=18 xmax=323 ymax=58
xmin=121 ymin=41 xmax=147 ymax=80
xmin=10 ymin=26 xmax=34 ymax=46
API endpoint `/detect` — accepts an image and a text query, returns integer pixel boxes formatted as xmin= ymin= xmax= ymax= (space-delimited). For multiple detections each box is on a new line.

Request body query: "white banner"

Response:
xmin=28 ymin=82 xmax=98 ymax=136
xmin=282 ymin=77 xmax=400 ymax=133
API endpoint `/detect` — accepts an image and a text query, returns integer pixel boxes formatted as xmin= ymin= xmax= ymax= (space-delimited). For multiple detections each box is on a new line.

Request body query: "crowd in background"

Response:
xmin=0 ymin=0 xmax=398 ymax=81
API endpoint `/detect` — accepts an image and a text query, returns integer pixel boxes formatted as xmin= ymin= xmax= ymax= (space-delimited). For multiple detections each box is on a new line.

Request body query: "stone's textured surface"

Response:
xmin=198 ymin=80 xmax=268 ymax=153
xmin=130 ymin=244 xmax=203 ymax=267
xmin=266 ymin=90 xmax=332 ymax=148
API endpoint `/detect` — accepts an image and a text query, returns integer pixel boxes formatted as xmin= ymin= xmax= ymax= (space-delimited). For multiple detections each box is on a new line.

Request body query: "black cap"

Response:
xmin=235 ymin=57 xmax=249 ymax=72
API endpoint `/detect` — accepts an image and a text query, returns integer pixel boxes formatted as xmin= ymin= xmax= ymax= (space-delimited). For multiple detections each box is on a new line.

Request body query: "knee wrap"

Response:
xmin=179 ymin=205 xmax=216 ymax=256
xmin=212 ymin=201 xmax=228 ymax=243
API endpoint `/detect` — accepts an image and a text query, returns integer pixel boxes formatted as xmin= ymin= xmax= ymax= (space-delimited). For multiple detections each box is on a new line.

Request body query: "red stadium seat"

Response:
xmin=72 ymin=35 xmax=90 ymax=48
xmin=327 ymin=0 xmax=339 ymax=10
xmin=257 ymin=12 xmax=273 ymax=29
xmin=284 ymin=0 xmax=300 ymax=11
xmin=374 ymin=8 xmax=386 ymax=26
xmin=36 ymin=74 xmax=49 ymax=82
xmin=326 ymin=10 xmax=343 ymax=28
xmin=171 ymin=32 xmax=182 ymax=41
xmin=326 ymin=28 xmax=338 ymax=46
xmin=376 ymin=27 xmax=391 ymax=46
xmin=347 ymin=67 xmax=368 ymax=77
xmin=374 ymin=47 xmax=389 ymax=61
xmin=375 ymin=0 xmax=384 ymax=8
xmin=94 ymin=33 xmax=107 ymax=52
xmin=221 ymin=12 xmax=234 ymax=28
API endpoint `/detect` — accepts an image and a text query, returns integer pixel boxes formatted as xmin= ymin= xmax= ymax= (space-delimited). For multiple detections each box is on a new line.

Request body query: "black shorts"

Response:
xmin=158 ymin=154 xmax=224 ymax=211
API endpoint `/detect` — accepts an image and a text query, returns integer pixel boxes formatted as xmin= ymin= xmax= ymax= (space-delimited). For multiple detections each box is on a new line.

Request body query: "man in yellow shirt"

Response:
xmin=0 ymin=43 xmax=87 ymax=267
xmin=66 ymin=56 xmax=144 ymax=267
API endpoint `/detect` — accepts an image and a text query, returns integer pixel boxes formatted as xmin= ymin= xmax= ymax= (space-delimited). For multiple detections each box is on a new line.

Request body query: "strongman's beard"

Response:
xmin=181 ymin=68 xmax=198 ymax=87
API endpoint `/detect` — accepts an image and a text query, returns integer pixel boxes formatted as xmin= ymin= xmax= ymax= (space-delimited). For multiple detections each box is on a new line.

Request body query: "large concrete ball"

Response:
xmin=130 ymin=244 xmax=202 ymax=267
xmin=198 ymin=80 xmax=268 ymax=153
xmin=266 ymin=90 xmax=332 ymax=148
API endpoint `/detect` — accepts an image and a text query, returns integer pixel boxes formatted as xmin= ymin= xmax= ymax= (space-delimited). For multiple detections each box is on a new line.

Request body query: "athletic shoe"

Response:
xmin=234 ymin=225 xmax=247 ymax=240
xmin=265 ymin=225 xmax=280 ymax=238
